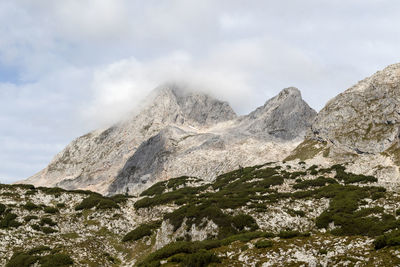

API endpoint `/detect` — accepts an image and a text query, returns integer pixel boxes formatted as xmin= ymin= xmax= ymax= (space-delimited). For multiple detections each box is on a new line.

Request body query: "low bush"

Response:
xmin=181 ymin=249 xmax=220 ymax=266
xmin=41 ymin=227 xmax=57 ymax=234
xmin=40 ymin=217 xmax=57 ymax=226
xmin=6 ymin=252 xmax=39 ymax=267
xmin=97 ymin=199 xmax=119 ymax=209
xmin=287 ymin=209 xmax=305 ymax=217
xmin=255 ymin=240 xmax=273 ymax=248
xmin=278 ymin=230 xmax=309 ymax=239
xmin=39 ymin=253 xmax=73 ymax=267
xmin=231 ymin=214 xmax=259 ymax=231
xmin=374 ymin=230 xmax=400 ymax=250
xmin=6 ymin=247 xmax=73 ymax=267
xmin=122 ymin=221 xmax=161 ymax=242
xmin=0 ymin=213 xmax=22 ymax=228
xmin=0 ymin=203 xmax=6 ymax=215
xmin=23 ymin=202 xmax=40 ymax=211
xmin=315 ymin=185 xmax=396 ymax=237
xmin=75 ymin=195 xmax=120 ymax=210
xmin=44 ymin=206 xmax=58 ymax=214
xmin=27 ymin=246 xmax=51 ymax=255
xmin=137 ymin=231 xmax=273 ymax=266
xmin=293 ymin=177 xmax=337 ymax=190
xmin=24 ymin=215 xmax=38 ymax=222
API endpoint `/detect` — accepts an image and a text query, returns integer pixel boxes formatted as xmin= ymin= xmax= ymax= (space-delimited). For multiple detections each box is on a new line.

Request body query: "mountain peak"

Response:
xmin=143 ymin=84 xmax=237 ymax=127
xmin=239 ymin=87 xmax=316 ymax=140
xmin=277 ymin=87 xmax=301 ymax=99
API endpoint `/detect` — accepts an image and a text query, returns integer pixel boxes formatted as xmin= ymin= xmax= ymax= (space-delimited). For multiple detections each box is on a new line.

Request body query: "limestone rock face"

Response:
xmin=237 ymin=87 xmax=317 ymax=140
xmin=284 ymin=63 xmax=400 ymax=190
xmin=312 ymin=63 xmax=400 ymax=154
xmin=22 ymin=85 xmax=316 ymax=195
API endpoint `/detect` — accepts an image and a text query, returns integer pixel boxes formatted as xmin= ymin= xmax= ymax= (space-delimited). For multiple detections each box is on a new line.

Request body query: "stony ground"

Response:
xmin=2 ymin=162 xmax=400 ymax=266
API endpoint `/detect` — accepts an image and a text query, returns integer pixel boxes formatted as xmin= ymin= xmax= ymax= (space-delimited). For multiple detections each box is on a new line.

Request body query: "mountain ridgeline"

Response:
xmin=23 ymin=85 xmax=316 ymax=195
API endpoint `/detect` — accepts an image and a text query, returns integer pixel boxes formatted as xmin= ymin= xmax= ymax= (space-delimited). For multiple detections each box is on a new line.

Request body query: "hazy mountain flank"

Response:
xmin=23 ymin=85 xmax=316 ymax=196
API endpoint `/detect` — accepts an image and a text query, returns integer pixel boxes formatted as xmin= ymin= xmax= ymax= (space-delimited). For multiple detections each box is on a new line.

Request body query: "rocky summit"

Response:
xmin=286 ymin=63 xmax=400 ymax=190
xmin=23 ymin=85 xmax=316 ymax=196
xmin=5 ymin=63 xmax=400 ymax=266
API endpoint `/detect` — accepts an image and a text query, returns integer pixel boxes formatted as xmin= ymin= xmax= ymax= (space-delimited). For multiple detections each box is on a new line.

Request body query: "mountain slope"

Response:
xmin=286 ymin=63 xmax=400 ymax=189
xmin=2 ymin=162 xmax=400 ymax=266
xmin=23 ymin=86 xmax=237 ymax=194
xmin=23 ymin=85 xmax=316 ymax=195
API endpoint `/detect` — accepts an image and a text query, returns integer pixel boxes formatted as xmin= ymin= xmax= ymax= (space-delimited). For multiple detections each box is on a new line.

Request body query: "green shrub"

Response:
xmin=39 ymin=253 xmax=73 ymax=267
xmin=23 ymin=202 xmax=40 ymax=211
xmin=319 ymin=249 xmax=328 ymax=255
xmin=75 ymin=195 xmax=100 ymax=210
xmin=255 ymin=240 xmax=273 ymax=249
xmin=6 ymin=252 xmax=39 ymax=267
xmin=31 ymin=224 xmax=41 ymax=231
xmin=109 ymin=194 xmax=129 ymax=203
xmin=374 ymin=230 xmax=400 ymax=249
xmin=137 ymin=231 xmax=273 ymax=266
xmin=75 ymin=195 xmax=120 ymax=210
xmin=232 ymin=214 xmax=259 ymax=231
xmin=374 ymin=235 xmax=387 ymax=250
xmin=278 ymin=230 xmax=307 ymax=239
xmin=287 ymin=209 xmax=305 ymax=217
xmin=0 ymin=203 xmax=6 ymax=215
xmin=40 ymin=217 xmax=57 ymax=226
xmin=27 ymin=246 xmax=51 ymax=255
xmin=0 ymin=213 xmax=22 ymax=228
xmin=97 ymin=198 xmax=119 ymax=209
xmin=56 ymin=203 xmax=66 ymax=208
xmin=181 ymin=249 xmax=220 ymax=267
xmin=396 ymin=209 xmax=400 ymax=216
xmin=44 ymin=206 xmax=58 ymax=214
xmin=122 ymin=222 xmax=160 ymax=242
xmin=293 ymin=177 xmax=337 ymax=190
xmin=24 ymin=215 xmax=38 ymax=222
xmin=41 ymin=227 xmax=57 ymax=234
xmin=332 ymin=165 xmax=378 ymax=184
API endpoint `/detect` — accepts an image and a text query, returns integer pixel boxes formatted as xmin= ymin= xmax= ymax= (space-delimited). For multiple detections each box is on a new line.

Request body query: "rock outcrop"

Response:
xmin=286 ymin=63 xmax=400 ymax=189
xmin=236 ymin=87 xmax=317 ymax=140
xmin=312 ymin=63 xmax=400 ymax=154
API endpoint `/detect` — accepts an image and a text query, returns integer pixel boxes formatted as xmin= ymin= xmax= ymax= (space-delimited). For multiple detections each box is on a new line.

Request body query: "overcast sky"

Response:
xmin=1 ymin=0 xmax=400 ymax=183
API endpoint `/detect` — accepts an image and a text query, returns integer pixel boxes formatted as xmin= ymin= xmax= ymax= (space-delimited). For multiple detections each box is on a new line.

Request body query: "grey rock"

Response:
xmin=236 ymin=87 xmax=317 ymax=140
xmin=22 ymin=85 xmax=316 ymax=195
xmin=311 ymin=63 xmax=400 ymax=154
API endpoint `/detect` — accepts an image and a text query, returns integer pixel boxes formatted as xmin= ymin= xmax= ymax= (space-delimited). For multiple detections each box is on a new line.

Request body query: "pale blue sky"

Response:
xmin=1 ymin=0 xmax=400 ymax=183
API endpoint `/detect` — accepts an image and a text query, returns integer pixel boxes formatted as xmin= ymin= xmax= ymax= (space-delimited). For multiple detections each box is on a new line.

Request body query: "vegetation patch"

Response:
xmin=44 ymin=206 xmax=58 ymax=214
xmin=278 ymin=230 xmax=310 ymax=239
xmin=255 ymin=240 xmax=273 ymax=248
xmin=293 ymin=176 xmax=337 ymax=189
xmin=0 ymin=212 xmax=22 ymax=229
xmin=137 ymin=231 xmax=273 ymax=267
xmin=314 ymin=184 xmax=395 ymax=237
xmin=23 ymin=202 xmax=41 ymax=211
xmin=75 ymin=194 xmax=121 ymax=210
xmin=285 ymin=139 xmax=327 ymax=161
xmin=6 ymin=246 xmax=73 ymax=267
xmin=374 ymin=230 xmax=400 ymax=250
xmin=122 ymin=221 xmax=161 ymax=242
